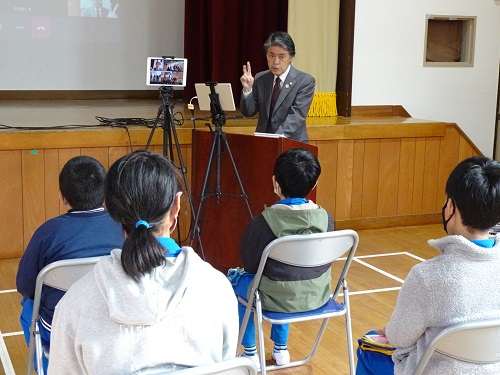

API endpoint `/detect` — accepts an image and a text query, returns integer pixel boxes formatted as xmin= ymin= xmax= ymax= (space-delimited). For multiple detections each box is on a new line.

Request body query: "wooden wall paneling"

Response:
xmin=81 ymin=147 xmax=111 ymax=170
xmin=397 ymin=138 xmax=416 ymax=215
xmin=0 ymin=151 xmax=24 ymax=258
xmin=436 ymin=126 xmax=461 ymax=210
xmin=43 ymin=150 xmax=61 ymax=221
xmin=350 ymin=140 xmax=365 ymax=218
xmin=458 ymin=135 xmax=476 ymax=161
xmin=421 ymin=137 xmax=441 ymax=213
xmin=412 ymin=138 xmax=427 ymax=214
xmin=316 ymin=141 xmax=339 ymax=217
xmin=108 ymin=146 xmax=132 ymax=167
xmin=22 ymin=150 xmax=46 ymax=253
xmin=335 ymin=140 xmax=355 ymax=220
xmin=361 ymin=140 xmax=381 ymax=218
xmin=377 ymin=139 xmax=401 ymax=217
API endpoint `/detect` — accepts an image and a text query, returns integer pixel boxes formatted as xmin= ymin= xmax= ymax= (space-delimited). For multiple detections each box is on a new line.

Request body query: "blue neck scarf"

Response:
xmin=274 ymin=197 xmax=308 ymax=206
xmin=470 ymin=238 xmax=495 ymax=248
xmin=156 ymin=237 xmax=182 ymax=257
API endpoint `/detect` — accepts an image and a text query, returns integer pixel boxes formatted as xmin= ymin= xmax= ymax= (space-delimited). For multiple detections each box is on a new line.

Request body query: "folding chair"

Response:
xmin=413 ymin=318 xmax=500 ymax=375
xmin=134 ymin=356 xmax=258 ymax=375
xmin=238 ymin=229 xmax=359 ymax=375
xmin=25 ymin=256 xmax=103 ymax=375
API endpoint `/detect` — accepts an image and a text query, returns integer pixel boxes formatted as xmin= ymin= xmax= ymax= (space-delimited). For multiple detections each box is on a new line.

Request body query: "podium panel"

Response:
xmin=191 ymin=130 xmax=317 ymax=272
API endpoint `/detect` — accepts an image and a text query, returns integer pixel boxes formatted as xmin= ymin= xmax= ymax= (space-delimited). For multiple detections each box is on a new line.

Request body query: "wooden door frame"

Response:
xmin=336 ymin=0 xmax=356 ymax=117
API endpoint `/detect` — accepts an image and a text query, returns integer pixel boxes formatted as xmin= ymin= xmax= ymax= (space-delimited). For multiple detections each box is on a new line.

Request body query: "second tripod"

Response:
xmin=190 ymin=83 xmax=253 ymax=257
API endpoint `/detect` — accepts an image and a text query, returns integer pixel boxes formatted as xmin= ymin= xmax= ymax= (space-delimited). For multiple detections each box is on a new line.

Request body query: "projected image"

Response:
xmin=68 ymin=0 xmax=119 ymax=18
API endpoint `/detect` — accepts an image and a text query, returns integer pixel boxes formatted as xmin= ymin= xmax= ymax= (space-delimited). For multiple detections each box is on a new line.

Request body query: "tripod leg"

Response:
xmin=161 ymin=104 xmax=184 ymax=242
xmin=165 ymin=104 xmax=197 ymax=235
xmin=190 ymin=130 xmax=220 ymax=258
xmin=220 ymin=132 xmax=253 ymax=220
xmin=157 ymin=87 xmax=197 ymax=247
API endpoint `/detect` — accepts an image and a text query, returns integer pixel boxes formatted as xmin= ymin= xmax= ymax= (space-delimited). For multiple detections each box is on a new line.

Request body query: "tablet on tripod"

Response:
xmin=195 ymin=83 xmax=236 ymax=112
xmin=147 ymin=57 xmax=187 ymax=87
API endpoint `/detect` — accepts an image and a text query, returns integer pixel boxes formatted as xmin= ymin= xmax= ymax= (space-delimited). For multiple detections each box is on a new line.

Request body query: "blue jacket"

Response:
xmin=16 ymin=207 xmax=124 ymax=328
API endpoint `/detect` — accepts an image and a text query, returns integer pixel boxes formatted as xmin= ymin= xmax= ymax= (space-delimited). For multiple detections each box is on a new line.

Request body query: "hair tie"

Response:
xmin=135 ymin=220 xmax=152 ymax=229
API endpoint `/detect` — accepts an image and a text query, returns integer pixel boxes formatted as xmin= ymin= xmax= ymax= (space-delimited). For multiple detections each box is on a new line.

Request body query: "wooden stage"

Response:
xmin=0 ymin=99 xmax=481 ymax=259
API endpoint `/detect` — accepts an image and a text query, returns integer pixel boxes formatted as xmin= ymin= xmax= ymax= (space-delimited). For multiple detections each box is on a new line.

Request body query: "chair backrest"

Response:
xmin=253 ymin=229 xmax=359 ymax=299
xmin=35 ymin=256 xmax=103 ymax=292
xmin=26 ymin=256 xmax=103 ymax=375
xmin=131 ymin=357 xmax=258 ymax=375
xmin=413 ymin=318 xmax=500 ymax=375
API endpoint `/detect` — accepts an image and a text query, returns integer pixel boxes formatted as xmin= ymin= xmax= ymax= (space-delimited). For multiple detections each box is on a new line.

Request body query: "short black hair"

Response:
xmin=59 ymin=155 xmax=106 ymax=211
xmin=263 ymin=31 xmax=296 ymax=57
xmin=274 ymin=148 xmax=320 ymax=198
xmin=445 ymin=156 xmax=500 ymax=231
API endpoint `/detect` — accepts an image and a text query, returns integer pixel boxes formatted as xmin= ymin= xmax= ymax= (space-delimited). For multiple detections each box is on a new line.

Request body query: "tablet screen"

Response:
xmin=147 ymin=57 xmax=187 ymax=87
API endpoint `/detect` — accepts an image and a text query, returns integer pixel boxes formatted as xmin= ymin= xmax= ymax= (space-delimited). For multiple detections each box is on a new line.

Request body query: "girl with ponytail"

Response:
xmin=49 ymin=151 xmax=239 ymax=375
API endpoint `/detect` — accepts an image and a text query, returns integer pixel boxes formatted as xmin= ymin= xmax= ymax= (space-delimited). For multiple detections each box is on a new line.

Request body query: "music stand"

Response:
xmin=190 ymin=82 xmax=253 ymax=258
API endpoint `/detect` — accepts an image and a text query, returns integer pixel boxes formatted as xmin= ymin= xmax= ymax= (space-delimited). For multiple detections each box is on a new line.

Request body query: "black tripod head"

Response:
xmin=159 ymin=85 xmax=175 ymax=105
xmin=205 ymin=82 xmax=226 ymax=128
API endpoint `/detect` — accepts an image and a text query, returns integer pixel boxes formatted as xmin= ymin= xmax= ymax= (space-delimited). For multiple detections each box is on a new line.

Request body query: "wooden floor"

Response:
xmin=0 ymin=224 xmax=445 ymax=375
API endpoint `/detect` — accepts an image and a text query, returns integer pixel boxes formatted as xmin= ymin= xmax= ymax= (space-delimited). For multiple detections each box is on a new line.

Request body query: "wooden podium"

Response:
xmin=191 ymin=130 xmax=318 ymax=272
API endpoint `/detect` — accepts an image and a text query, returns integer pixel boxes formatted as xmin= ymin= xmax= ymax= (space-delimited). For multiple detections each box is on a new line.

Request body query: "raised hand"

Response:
xmin=240 ymin=61 xmax=254 ymax=93
xmin=108 ymin=3 xmax=119 ymax=18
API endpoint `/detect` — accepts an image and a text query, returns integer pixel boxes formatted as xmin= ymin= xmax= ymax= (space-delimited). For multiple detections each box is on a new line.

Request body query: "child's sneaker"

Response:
xmin=240 ymin=353 xmax=261 ymax=371
xmin=272 ymin=349 xmax=290 ymax=365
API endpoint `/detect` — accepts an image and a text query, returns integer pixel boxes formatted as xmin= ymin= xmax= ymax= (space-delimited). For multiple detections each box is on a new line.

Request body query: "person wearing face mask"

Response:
xmin=356 ymin=156 xmax=500 ymax=375
xmin=230 ymin=148 xmax=334 ymax=369
xmin=240 ymin=31 xmax=315 ymax=143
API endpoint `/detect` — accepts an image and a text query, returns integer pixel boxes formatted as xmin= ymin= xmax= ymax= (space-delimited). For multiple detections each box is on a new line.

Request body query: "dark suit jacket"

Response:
xmin=81 ymin=7 xmax=109 ymax=17
xmin=240 ymin=65 xmax=315 ymax=143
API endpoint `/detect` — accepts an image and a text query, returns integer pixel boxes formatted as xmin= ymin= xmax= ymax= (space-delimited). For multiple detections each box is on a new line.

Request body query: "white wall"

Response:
xmin=0 ymin=0 xmax=184 ymax=91
xmin=352 ymin=0 xmax=500 ymax=157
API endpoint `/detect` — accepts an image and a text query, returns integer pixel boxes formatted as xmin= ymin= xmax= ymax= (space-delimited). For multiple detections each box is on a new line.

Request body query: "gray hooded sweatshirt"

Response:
xmin=386 ymin=235 xmax=500 ymax=375
xmin=48 ymin=247 xmax=238 ymax=375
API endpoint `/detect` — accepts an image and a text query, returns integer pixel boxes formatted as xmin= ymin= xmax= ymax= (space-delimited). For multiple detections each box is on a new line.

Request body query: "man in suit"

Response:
xmin=240 ymin=31 xmax=315 ymax=143
xmin=81 ymin=0 xmax=109 ymax=17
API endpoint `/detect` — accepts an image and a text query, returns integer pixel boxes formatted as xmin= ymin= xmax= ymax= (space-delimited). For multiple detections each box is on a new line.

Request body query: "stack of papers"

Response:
xmin=358 ymin=334 xmax=394 ymax=356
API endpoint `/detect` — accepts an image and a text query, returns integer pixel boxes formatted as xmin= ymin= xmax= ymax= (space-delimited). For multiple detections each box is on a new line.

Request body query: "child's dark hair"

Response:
xmin=59 ymin=155 xmax=106 ymax=211
xmin=105 ymin=151 xmax=182 ymax=281
xmin=445 ymin=156 xmax=500 ymax=232
xmin=273 ymin=148 xmax=321 ymax=198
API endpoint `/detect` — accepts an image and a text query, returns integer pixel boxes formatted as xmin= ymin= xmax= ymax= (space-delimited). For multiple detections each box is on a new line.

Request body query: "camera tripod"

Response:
xmin=190 ymin=82 xmax=253 ymax=257
xmin=145 ymin=85 xmax=195 ymax=244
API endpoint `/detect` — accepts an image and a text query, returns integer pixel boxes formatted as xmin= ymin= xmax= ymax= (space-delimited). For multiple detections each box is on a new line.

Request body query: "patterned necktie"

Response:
xmin=267 ymin=76 xmax=281 ymax=132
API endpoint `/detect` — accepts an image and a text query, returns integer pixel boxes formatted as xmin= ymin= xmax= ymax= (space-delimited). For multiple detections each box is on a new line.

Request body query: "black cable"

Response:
xmin=95 ymin=116 xmax=157 ymax=127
